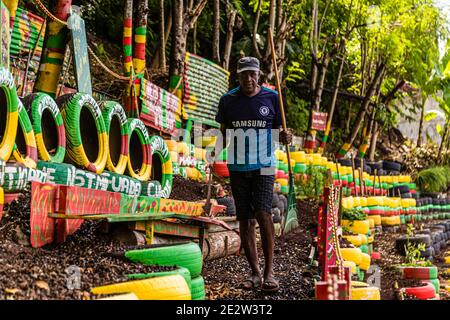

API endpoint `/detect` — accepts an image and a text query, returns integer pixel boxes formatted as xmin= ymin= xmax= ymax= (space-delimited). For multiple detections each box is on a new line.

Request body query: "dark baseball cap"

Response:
xmin=237 ymin=57 xmax=260 ymax=73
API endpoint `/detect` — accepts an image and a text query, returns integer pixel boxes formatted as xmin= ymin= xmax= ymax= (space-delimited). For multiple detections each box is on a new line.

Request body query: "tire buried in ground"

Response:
xmin=127 ymin=118 xmax=152 ymax=181
xmin=24 ymin=92 xmax=66 ymax=163
xmin=12 ymin=100 xmax=38 ymax=168
xmin=101 ymin=101 xmax=129 ymax=175
xmin=0 ymin=67 xmax=19 ymax=161
xmin=57 ymin=93 xmax=108 ymax=173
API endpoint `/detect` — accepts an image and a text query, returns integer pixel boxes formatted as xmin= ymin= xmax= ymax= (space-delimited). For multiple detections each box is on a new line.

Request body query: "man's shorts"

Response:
xmin=229 ymin=169 xmax=275 ymax=221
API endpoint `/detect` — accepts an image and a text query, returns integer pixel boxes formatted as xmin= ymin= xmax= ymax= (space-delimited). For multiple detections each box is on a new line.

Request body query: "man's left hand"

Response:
xmin=280 ymin=128 xmax=293 ymax=145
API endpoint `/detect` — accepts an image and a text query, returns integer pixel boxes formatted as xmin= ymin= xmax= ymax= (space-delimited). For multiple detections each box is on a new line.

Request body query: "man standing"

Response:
xmin=213 ymin=57 xmax=292 ymax=293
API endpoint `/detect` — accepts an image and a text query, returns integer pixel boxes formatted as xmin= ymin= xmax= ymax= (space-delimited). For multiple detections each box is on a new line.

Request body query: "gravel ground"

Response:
xmin=0 ymin=192 xmax=176 ymax=300
xmin=203 ymin=198 xmax=320 ymax=300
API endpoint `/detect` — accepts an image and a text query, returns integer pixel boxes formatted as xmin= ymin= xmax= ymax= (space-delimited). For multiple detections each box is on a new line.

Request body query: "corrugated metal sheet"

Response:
xmin=139 ymin=78 xmax=181 ymax=136
xmin=10 ymin=7 xmax=45 ymax=64
xmin=183 ymin=52 xmax=229 ymax=128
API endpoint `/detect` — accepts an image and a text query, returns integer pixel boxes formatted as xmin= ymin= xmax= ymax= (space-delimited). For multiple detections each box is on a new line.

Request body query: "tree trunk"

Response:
xmin=169 ymin=0 xmax=208 ymax=95
xmin=252 ymin=0 xmax=262 ymax=59
xmin=202 ymin=231 xmax=241 ymax=261
xmin=222 ymin=10 xmax=236 ymax=70
xmin=336 ymin=62 xmax=385 ymax=158
xmin=276 ymin=0 xmax=283 ymax=30
xmin=417 ymin=100 xmax=426 ymax=148
xmin=212 ymin=0 xmax=221 ymax=64
xmin=152 ymin=5 xmax=172 ymax=70
xmin=158 ymin=0 xmax=166 ymax=71
xmin=438 ymin=121 xmax=449 ymax=162
xmin=123 ymin=0 xmax=133 ymax=76
xmin=368 ymin=122 xmax=379 ymax=161
xmin=318 ymin=54 xmax=345 ymax=154
xmin=264 ymin=0 xmax=277 ymax=80
xmin=347 ymin=63 xmax=385 ymax=146
xmin=133 ymin=0 xmax=148 ymax=74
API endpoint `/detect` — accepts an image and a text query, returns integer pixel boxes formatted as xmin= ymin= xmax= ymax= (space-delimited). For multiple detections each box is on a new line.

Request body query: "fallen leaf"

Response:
xmin=5 ymin=288 xmax=21 ymax=295
xmin=35 ymin=280 xmax=50 ymax=291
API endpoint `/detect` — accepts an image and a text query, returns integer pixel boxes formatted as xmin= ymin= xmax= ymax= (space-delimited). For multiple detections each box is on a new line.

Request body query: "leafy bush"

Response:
xmin=295 ymin=166 xmax=327 ymax=198
xmin=415 ymin=166 xmax=450 ymax=192
xmin=342 ymin=208 xmax=367 ymax=221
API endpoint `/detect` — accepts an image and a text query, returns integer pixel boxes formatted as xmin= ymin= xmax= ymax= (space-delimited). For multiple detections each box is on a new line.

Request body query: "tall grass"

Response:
xmin=415 ymin=166 xmax=450 ymax=193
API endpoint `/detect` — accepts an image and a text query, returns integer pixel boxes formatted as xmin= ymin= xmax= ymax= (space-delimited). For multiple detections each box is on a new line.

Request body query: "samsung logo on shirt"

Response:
xmin=232 ymin=120 xmax=267 ymax=128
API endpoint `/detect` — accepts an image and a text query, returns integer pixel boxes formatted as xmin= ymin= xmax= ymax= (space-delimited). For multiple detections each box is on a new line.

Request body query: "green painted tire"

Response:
xmin=24 ymin=92 xmax=65 ymax=163
xmin=57 ymin=93 xmax=108 ymax=173
xmin=191 ymin=276 xmax=206 ymax=300
xmin=12 ymin=99 xmax=38 ymax=168
xmin=101 ymin=101 xmax=129 ymax=175
xmin=125 ymin=242 xmax=203 ymax=278
xmin=149 ymin=136 xmax=173 ymax=198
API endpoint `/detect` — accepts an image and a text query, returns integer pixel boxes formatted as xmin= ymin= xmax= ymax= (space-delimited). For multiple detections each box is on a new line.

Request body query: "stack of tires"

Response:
xmin=166 ymin=140 xmax=208 ymax=182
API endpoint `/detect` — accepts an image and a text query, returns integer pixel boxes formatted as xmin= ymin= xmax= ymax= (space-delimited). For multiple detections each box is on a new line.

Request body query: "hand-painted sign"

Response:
xmin=67 ymin=7 xmax=92 ymax=95
xmin=139 ymin=78 xmax=181 ymax=136
xmin=311 ymin=111 xmax=328 ymax=131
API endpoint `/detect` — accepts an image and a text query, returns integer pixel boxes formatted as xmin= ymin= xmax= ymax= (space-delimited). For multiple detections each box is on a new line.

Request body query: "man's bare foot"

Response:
xmin=240 ymin=274 xmax=262 ymax=290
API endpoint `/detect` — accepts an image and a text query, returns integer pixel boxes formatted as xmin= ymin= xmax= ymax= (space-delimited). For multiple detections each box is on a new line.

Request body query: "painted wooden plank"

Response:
xmin=153 ymin=220 xmax=201 ymax=238
xmin=30 ymin=182 xmax=58 ymax=248
xmin=67 ymin=7 xmax=92 ymax=95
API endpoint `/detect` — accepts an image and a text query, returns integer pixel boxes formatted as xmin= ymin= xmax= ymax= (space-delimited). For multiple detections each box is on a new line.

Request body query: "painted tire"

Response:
xmin=24 ymin=93 xmax=65 ymax=163
xmin=422 ymin=279 xmax=440 ymax=294
xmin=125 ymin=242 xmax=203 ymax=278
xmin=340 ymin=248 xmax=363 ymax=265
xmin=91 ymin=274 xmax=191 ymax=300
xmin=164 ymin=139 xmax=178 ymax=152
xmin=126 ymin=118 xmax=152 ymax=180
xmin=401 ymin=266 xmax=438 ymax=280
xmin=351 ymin=287 xmax=380 ymax=300
xmin=170 ymin=151 xmax=179 ymax=163
xmin=359 ymin=252 xmax=371 ymax=271
xmin=0 ymin=67 xmax=19 ymax=161
xmin=57 ymin=93 xmax=108 ymax=174
xmin=341 ymin=220 xmax=370 ymax=234
xmin=191 ymin=276 xmax=205 ymax=300
xmin=343 ymin=260 xmax=357 ymax=274
xmin=212 ymin=161 xmax=229 ymax=177
xmin=97 ymin=293 xmax=138 ymax=300
xmin=101 ymin=101 xmax=129 ymax=175
xmin=403 ymin=282 xmax=436 ymax=300
xmin=149 ymin=136 xmax=173 ymax=198
xmin=127 ymin=267 xmax=192 ymax=289
xmin=12 ymin=100 xmax=38 ymax=168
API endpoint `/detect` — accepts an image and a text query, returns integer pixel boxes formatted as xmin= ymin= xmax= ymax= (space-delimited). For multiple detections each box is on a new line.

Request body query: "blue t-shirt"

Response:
xmin=215 ymin=86 xmax=283 ymax=172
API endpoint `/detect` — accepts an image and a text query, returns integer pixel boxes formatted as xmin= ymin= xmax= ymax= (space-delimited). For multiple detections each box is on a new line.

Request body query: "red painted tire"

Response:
xmin=402 ymin=266 xmax=438 ymax=280
xmin=213 ymin=161 xmax=229 ymax=177
xmin=276 ymin=170 xmax=284 ymax=179
xmin=371 ymin=252 xmax=381 ymax=260
xmin=404 ymin=282 xmax=436 ymax=300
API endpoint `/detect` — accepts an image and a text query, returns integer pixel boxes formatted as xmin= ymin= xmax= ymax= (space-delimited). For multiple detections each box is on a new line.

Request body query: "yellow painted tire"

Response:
xmin=12 ymin=100 xmax=37 ymax=168
xmin=177 ymin=141 xmax=190 ymax=155
xmin=368 ymin=219 xmax=375 ymax=229
xmin=381 ymin=216 xmax=400 ymax=226
xmin=351 ymin=287 xmax=380 ymax=300
xmin=359 ymin=252 xmax=371 ymax=271
xmin=368 ymin=235 xmax=374 ymax=244
xmin=341 ymin=248 xmax=363 ymax=265
xmin=98 ymin=293 xmax=139 ymax=300
xmin=343 ymin=260 xmax=357 ymax=274
xmin=194 ymin=147 xmax=206 ymax=161
xmin=91 ymin=274 xmax=191 ymax=300
xmin=351 ymin=281 xmax=369 ymax=287
xmin=341 ymin=220 xmax=370 ymax=235
xmin=101 ymin=101 xmax=129 ymax=175
xmin=291 ymin=151 xmax=306 ymax=163
xmin=0 ymin=67 xmax=19 ymax=161
xmin=149 ymin=136 xmax=173 ymax=198
xmin=368 ymin=215 xmax=381 ymax=226
xmin=170 ymin=151 xmax=179 ymax=163
xmin=24 ymin=92 xmax=66 ymax=163
xmin=276 ymin=178 xmax=288 ymax=187
xmin=164 ymin=139 xmax=178 ymax=152
xmin=343 ymin=235 xmax=363 ymax=247
xmin=57 ymin=93 xmax=108 ymax=173
xmin=127 ymin=118 xmax=152 ymax=181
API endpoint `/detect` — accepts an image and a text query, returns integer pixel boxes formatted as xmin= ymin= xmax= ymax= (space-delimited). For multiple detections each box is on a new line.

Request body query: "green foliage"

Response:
xmin=404 ymin=224 xmax=426 ymax=265
xmin=342 ymin=208 xmax=367 ymax=221
xmin=415 ymin=166 xmax=450 ymax=192
xmin=295 ymin=165 xmax=327 ymax=198
xmin=286 ymin=92 xmax=309 ymax=136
